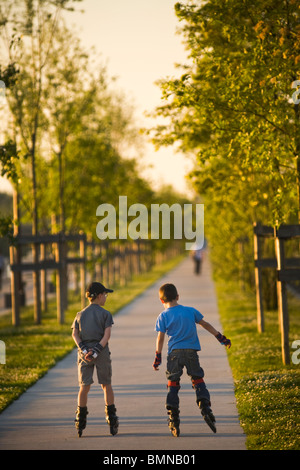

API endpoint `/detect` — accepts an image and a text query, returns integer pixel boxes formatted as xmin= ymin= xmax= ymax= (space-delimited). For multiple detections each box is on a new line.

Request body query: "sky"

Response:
xmin=64 ymin=0 xmax=194 ymax=195
xmin=0 ymin=0 xmax=195 ymax=196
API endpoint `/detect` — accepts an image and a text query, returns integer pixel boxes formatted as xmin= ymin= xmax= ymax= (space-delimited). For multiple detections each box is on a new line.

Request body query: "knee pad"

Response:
xmin=191 ymin=377 xmax=211 ymax=405
xmin=191 ymin=377 xmax=204 ymax=389
xmin=167 ymin=380 xmax=180 ymax=389
xmin=166 ymin=380 xmax=180 ymax=408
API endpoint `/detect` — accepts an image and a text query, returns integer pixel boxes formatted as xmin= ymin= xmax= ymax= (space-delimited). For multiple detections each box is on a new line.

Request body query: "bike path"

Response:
xmin=0 ymin=255 xmax=246 ymax=451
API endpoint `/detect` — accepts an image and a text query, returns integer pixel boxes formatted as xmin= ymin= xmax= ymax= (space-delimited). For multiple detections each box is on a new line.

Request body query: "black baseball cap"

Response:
xmin=86 ymin=282 xmax=114 ymax=297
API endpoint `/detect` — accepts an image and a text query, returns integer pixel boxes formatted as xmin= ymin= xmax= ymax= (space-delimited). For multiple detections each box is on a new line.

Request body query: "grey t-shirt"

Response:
xmin=71 ymin=303 xmax=114 ymax=348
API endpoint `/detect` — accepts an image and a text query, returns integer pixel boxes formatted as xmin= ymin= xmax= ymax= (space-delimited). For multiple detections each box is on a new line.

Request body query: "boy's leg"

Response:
xmin=96 ymin=351 xmax=119 ymax=436
xmin=75 ymin=354 xmax=94 ymax=436
xmin=166 ymin=378 xmax=181 ymax=438
xmin=78 ymin=384 xmax=91 ymax=407
xmin=165 ymin=351 xmax=184 ymax=437
xmin=185 ymin=350 xmax=211 ymax=404
xmin=165 ymin=350 xmax=184 ymax=408
xmin=192 ymin=379 xmax=216 ymax=433
xmin=191 ymin=377 xmax=211 ymax=404
xmin=101 ymin=383 xmax=114 ymax=406
xmin=186 ymin=350 xmax=216 ymax=432
xmin=166 ymin=380 xmax=180 ymax=407
xmin=75 ymin=381 xmax=90 ymax=437
xmin=103 ymin=386 xmax=119 ymax=436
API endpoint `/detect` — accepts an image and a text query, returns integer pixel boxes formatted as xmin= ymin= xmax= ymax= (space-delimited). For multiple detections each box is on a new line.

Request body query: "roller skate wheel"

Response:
xmin=204 ymin=415 xmax=217 ymax=433
xmin=171 ymin=427 xmax=180 ymax=437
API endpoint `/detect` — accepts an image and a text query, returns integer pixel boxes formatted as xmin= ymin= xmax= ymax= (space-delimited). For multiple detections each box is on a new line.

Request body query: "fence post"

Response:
xmin=80 ymin=235 xmax=86 ymax=310
xmin=95 ymin=242 xmax=102 ymax=281
xmin=274 ymin=229 xmax=290 ymax=365
xmin=120 ymin=244 xmax=127 ymax=286
xmin=55 ymin=233 xmax=65 ymax=324
xmin=40 ymin=243 xmax=47 ymax=312
xmin=253 ymin=223 xmax=264 ymax=333
xmin=32 ymin=240 xmax=41 ymax=325
xmin=9 ymin=244 xmax=20 ymax=326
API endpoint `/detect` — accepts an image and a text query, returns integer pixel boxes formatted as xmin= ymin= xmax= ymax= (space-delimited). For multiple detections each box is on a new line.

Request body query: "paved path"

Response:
xmin=0 ymin=255 xmax=246 ymax=451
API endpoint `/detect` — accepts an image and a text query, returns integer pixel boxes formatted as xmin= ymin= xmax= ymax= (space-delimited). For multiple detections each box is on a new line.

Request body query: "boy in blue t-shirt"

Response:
xmin=153 ymin=283 xmax=231 ymax=436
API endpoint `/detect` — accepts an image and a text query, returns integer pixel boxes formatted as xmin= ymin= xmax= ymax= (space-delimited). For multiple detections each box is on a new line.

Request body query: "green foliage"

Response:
xmin=149 ymin=0 xmax=300 ymax=291
xmin=0 ymin=214 xmax=13 ymax=240
xmin=0 ymin=139 xmax=20 ymax=183
xmin=0 ymin=193 xmax=13 ymax=241
xmin=0 ymin=0 xmax=168 ymax=239
xmin=0 ymin=62 xmax=19 ymax=88
xmin=60 ymin=135 xmax=155 ymax=236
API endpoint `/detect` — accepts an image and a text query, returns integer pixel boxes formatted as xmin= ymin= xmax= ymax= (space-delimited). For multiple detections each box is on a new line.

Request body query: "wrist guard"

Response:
xmin=86 ymin=343 xmax=104 ymax=360
xmin=79 ymin=342 xmax=88 ymax=355
xmin=94 ymin=343 xmax=104 ymax=355
xmin=153 ymin=351 xmax=162 ymax=370
xmin=216 ymin=332 xmax=231 ymax=348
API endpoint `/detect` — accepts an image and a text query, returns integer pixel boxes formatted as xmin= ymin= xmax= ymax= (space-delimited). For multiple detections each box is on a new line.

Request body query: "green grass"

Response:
xmin=0 ymin=253 xmax=185 ymax=413
xmin=216 ymin=280 xmax=300 ymax=450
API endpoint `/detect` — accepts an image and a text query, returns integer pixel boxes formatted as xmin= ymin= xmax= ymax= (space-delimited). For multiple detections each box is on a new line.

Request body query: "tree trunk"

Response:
xmin=31 ymin=131 xmax=41 ymax=324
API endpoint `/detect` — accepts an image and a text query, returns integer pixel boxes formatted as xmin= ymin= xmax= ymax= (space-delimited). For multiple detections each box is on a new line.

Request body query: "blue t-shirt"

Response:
xmin=155 ymin=304 xmax=204 ymax=354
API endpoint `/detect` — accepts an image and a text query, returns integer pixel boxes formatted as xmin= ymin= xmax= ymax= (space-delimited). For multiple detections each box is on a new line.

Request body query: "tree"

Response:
xmin=0 ymin=0 xmax=83 ymax=323
xmin=148 ymin=0 xmax=300 ymax=293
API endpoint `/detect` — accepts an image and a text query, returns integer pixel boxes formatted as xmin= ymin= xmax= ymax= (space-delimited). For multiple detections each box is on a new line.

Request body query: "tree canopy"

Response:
xmin=0 ymin=0 xmax=177 ymax=243
xmin=148 ymin=0 xmax=300 ymax=290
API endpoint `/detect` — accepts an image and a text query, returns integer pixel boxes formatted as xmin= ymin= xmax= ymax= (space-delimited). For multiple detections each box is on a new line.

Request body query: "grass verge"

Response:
xmin=216 ymin=280 xmax=300 ymax=450
xmin=0 ymin=253 xmax=185 ymax=414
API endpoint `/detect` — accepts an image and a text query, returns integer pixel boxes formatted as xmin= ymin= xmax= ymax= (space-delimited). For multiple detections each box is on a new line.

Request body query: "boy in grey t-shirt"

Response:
xmin=71 ymin=281 xmax=118 ymax=437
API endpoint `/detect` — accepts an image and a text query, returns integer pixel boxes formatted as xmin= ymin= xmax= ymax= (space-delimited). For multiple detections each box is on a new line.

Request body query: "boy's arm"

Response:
xmin=198 ymin=319 xmax=219 ymax=336
xmin=72 ymin=327 xmax=89 ymax=355
xmin=84 ymin=326 xmax=112 ymax=362
xmin=99 ymin=326 xmax=112 ymax=349
xmin=153 ymin=332 xmax=165 ymax=371
xmin=156 ymin=331 xmax=165 ymax=353
xmin=72 ymin=327 xmax=81 ymax=348
xmin=198 ymin=319 xmax=231 ymax=348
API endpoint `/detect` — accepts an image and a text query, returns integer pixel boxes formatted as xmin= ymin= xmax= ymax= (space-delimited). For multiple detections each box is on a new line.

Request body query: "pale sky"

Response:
xmin=0 ymin=0 xmax=195 ymax=196
xmin=64 ymin=0 xmax=194 ymax=195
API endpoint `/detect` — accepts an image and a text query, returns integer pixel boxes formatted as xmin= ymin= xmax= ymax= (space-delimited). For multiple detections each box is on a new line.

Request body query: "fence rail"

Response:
xmin=253 ymin=222 xmax=300 ymax=365
xmin=8 ymin=232 xmax=183 ymax=326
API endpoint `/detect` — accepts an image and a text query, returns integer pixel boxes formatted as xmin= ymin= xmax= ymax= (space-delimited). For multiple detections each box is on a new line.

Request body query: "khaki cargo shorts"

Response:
xmin=77 ymin=347 xmax=112 ymax=386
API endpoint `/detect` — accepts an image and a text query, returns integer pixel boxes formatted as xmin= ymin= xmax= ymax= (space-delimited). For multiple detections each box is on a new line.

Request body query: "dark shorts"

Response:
xmin=77 ymin=347 xmax=112 ymax=386
xmin=166 ymin=349 xmax=204 ymax=382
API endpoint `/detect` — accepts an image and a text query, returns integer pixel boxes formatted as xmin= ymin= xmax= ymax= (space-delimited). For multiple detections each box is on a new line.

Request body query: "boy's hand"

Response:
xmin=152 ymin=352 xmax=161 ymax=370
xmin=216 ymin=332 xmax=231 ymax=349
xmin=85 ymin=349 xmax=97 ymax=361
xmin=79 ymin=342 xmax=88 ymax=356
xmin=84 ymin=344 xmax=104 ymax=361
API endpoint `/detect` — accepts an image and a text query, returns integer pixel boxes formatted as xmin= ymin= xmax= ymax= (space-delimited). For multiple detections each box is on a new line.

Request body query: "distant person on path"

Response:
xmin=153 ymin=283 xmax=231 ymax=437
xmin=193 ymin=248 xmax=203 ymax=275
xmin=190 ymin=242 xmax=207 ymax=275
xmin=71 ymin=281 xmax=118 ymax=437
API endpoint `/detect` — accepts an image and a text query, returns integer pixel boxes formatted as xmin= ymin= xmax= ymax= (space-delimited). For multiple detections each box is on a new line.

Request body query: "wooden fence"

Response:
xmin=9 ymin=232 xmax=183 ymax=327
xmin=253 ymin=222 xmax=300 ymax=364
